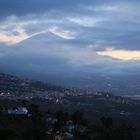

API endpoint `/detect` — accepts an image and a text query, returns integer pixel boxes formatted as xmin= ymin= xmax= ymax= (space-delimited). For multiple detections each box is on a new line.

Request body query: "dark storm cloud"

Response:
xmin=0 ymin=0 xmax=139 ymax=17
xmin=0 ymin=0 xmax=140 ymax=84
xmin=0 ymin=0 xmax=93 ymax=18
xmin=0 ymin=0 xmax=140 ymax=96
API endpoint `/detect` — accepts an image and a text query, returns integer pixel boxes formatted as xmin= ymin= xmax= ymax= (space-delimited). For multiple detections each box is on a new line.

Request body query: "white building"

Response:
xmin=8 ymin=107 xmax=28 ymax=115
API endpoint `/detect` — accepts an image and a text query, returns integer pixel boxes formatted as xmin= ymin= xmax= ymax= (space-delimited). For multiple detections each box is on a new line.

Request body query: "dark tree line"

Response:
xmin=0 ymin=104 xmax=140 ymax=140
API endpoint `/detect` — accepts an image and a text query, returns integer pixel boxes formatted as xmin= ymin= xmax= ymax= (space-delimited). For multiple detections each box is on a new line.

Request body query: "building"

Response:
xmin=8 ymin=107 xmax=28 ymax=115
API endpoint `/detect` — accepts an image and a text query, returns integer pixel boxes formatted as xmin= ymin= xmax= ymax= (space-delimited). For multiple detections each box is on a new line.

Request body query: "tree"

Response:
xmin=29 ymin=104 xmax=43 ymax=123
xmin=72 ymin=111 xmax=83 ymax=124
xmin=100 ymin=117 xmax=113 ymax=129
xmin=0 ymin=129 xmax=24 ymax=140
xmin=113 ymin=122 xmax=137 ymax=140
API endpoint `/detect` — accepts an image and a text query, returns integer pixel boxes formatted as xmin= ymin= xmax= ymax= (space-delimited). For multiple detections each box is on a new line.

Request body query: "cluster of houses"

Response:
xmin=0 ymin=106 xmax=31 ymax=117
xmin=46 ymin=116 xmax=89 ymax=140
xmin=0 ymin=105 xmax=88 ymax=140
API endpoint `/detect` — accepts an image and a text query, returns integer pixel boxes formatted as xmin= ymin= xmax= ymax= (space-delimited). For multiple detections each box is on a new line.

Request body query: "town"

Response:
xmin=0 ymin=74 xmax=140 ymax=139
xmin=0 ymin=100 xmax=140 ymax=140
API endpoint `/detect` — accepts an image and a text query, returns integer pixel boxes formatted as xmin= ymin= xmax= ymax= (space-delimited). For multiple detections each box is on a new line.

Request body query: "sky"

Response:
xmin=0 ymin=0 xmax=140 ymax=95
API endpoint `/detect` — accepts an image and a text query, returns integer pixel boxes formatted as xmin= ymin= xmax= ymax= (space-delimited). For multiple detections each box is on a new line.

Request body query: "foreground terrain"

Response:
xmin=0 ymin=73 xmax=140 ymax=139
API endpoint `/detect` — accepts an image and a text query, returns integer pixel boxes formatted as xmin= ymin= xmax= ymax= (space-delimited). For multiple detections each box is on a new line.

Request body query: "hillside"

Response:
xmin=0 ymin=73 xmax=66 ymax=99
xmin=0 ymin=73 xmax=140 ymax=128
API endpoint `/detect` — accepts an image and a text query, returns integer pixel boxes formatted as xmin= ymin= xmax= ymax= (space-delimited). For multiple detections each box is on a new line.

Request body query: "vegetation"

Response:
xmin=0 ymin=103 xmax=140 ymax=140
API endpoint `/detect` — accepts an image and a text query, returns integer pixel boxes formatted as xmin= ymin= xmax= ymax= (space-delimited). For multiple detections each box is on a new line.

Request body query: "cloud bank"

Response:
xmin=0 ymin=0 xmax=140 ymax=95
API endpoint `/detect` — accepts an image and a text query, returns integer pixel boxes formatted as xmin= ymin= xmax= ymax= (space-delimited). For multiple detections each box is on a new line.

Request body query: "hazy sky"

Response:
xmin=0 ymin=0 xmax=140 ymax=89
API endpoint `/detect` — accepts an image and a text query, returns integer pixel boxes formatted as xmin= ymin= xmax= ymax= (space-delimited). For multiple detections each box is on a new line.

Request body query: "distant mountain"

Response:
xmin=17 ymin=31 xmax=68 ymax=46
xmin=0 ymin=31 xmax=140 ymax=96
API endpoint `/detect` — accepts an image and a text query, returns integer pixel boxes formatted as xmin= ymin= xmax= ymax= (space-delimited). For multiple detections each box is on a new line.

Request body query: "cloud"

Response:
xmin=48 ymin=27 xmax=75 ymax=39
xmin=82 ymin=5 xmax=119 ymax=12
xmin=0 ymin=0 xmax=140 ymax=79
xmin=0 ymin=27 xmax=28 ymax=45
xmin=0 ymin=27 xmax=48 ymax=45
xmin=0 ymin=14 xmax=76 ymax=45
xmin=0 ymin=0 xmax=140 ymax=95
xmin=67 ymin=17 xmax=105 ymax=27
xmin=97 ymin=48 xmax=140 ymax=60
xmin=95 ymin=5 xmax=119 ymax=11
